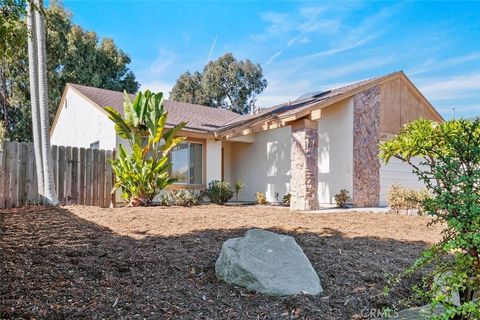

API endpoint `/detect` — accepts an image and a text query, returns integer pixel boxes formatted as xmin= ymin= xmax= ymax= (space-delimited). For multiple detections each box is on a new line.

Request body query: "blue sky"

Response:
xmin=63 ymin=1 xmax=480 ymax=119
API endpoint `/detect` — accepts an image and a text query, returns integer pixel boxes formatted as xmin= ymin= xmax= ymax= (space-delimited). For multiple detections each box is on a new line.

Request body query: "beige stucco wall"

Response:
xmin=51 ymin=89 xmax=117 ymax=150
xmin=222 ymin=142 xmax=233 ymax=185
xmin=230 ymin=126 xmax=291 ymax=203
xmin=317 ymin=98 xmax=354 ymax=205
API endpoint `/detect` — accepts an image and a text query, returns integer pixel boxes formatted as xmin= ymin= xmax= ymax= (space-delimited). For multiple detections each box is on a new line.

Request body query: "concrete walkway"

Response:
xmin=303 ymin=207 xmax=390 ymax=214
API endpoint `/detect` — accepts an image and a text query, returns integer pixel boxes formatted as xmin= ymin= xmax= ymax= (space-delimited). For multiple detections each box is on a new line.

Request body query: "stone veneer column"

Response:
xmin=352 ymin=85 xmax=381 ymax=207
xmin=290 ymin=119 xmax=319 ymax=211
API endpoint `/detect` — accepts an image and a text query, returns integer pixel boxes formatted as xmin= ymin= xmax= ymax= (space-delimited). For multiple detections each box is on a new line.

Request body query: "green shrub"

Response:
xmin=105 ymin=90 xmax=186 ymax=206
xmin=158 ymin=192 xmax=172 ymax=206
xmin=204 ymin=180 xmax=233 ymax=205
xmin=172 ymin=190 xmax=201 ymax=207
xmin=388 ymin=184 xmax=430 ymax=211
xmin=159 ymin=190 xmax=202 ymax=207
xmin=334 ymin=189 xmax=351 ymax=208
xmin=255 ymin=192 xmax=267 ymax=205
xmin=282 ymin=193 xmax=291 ymax=206
xmin=380 ymin=118 xmax=480 ymax=319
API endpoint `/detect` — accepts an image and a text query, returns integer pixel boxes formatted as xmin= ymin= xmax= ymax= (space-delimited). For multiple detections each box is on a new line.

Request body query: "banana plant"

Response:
xmin=105 ymin=90 xmax=186 ymax=206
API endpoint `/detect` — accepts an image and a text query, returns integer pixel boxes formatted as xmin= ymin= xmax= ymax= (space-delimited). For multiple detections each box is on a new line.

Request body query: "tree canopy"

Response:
xmin=170 ymin=53 xmax=267 ymax=115
xmin=0 ymin=1 xmax=139 ymax=141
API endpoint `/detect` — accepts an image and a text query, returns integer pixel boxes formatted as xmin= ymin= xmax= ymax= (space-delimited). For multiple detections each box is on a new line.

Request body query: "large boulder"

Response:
xmin=215 ymin=229 xmax=322 ymax=296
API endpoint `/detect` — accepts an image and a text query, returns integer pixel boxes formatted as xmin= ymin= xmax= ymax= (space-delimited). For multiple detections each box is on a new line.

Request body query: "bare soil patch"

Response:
xmin=1 ymin=205 xmax=443 ymax=319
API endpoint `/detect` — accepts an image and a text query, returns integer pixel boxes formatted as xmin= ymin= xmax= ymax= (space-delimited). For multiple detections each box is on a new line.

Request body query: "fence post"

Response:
xmin=79 ymin=147 xmax=85 ymax=205
xmin=71 ymin=147 xmax=78 ymax=205
xmin=98 ymin=150 xmax=106 ymax=207
xmin=65 ymin=147 xmax=72 ymax=205
xmin=92 ymin=149 xmax=99 ymax=206
xmin=0 ymin=140 xmax=8 ymax=208
xmin=17 ymin=142 xmax=28 ymax=206
xmin=51 ymin=145 xmax=58 ymax=202
xmin=105 ymin=150 xmax=113 ymax=208
xmin=9 ymin=142 xmax=18 ymax=207
xmin=57 ymin=146 xmax=66 ymax=205
xmin=85 ymin=148 xmax=92 ymax=206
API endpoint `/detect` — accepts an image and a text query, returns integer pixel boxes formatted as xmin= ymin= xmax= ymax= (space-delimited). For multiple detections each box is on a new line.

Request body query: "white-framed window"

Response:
xmin=169 ymin=142 xmax=203 ymax=185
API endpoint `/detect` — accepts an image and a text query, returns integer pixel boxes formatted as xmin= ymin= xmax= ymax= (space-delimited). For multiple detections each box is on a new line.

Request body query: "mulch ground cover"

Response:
xmin=0 ymin=205 xmax=442 ymax=319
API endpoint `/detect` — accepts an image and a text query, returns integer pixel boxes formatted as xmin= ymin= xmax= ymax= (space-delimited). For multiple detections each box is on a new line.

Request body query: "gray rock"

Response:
xmin=215 ymin=229 xmax=323 ymax=296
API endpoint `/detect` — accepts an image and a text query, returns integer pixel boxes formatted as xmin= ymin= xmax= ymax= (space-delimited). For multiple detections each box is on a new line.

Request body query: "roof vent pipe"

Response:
xmin=251 ymin=104 xmax=261 ymax=115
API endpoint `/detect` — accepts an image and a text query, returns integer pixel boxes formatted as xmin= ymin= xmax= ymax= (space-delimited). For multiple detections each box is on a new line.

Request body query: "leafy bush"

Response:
xmin=159 ymin=190 xmax=202 ymax=207
xmin=334 ymin=189 xmax=351 ymax=208
xmin=282 ymin=193 xmax=291 ymax=206
xmin=388 ymin=184 xmax=430 ymax=211
xmin=105 ymin=90 xmax=186 ymax=206
xmin=255 ymin=192 xmax=267 ymax=205
xmin=380 ymin=118 xmax=480 ymax=319
xmin=204 ymin=180 xmax=233 ymax=205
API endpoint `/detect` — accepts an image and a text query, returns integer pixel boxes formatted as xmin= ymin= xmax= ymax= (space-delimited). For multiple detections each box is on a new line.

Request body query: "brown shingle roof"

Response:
xmin=68 ymin=71 xmax=413 ymax=135
xmin=69 ymin=84 xmax=242 ymax=133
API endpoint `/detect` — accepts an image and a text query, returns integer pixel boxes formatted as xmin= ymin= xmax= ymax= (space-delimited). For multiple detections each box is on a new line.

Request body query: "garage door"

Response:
xmin=379 ymin=157 xmax=425 ymax=206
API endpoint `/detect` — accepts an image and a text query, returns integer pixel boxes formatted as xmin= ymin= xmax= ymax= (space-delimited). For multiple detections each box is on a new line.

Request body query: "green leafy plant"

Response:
xmin=380 ymin=118 xmax=480 ymax=319
xmin=204 ymin=180 xmax=233 ymax=205
xmin=388 ymin=184 xmax=431 ymax=213
xmin=255 ymin=192 xmax=267 ymax=205
xmin=234 ymin=181 xmax=245 ymax=205
xmin=282 ymin=193 xmax=291 ymax=206
xmin=105 ymin=90 xmax=186 ymax=206
xmin=334 ymin=189 xmax=351 ymax=208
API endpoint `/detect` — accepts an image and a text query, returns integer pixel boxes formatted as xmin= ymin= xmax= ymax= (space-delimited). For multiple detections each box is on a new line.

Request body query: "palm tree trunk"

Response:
xmin=26 ymin=1 xmax=44 ymax=196
xmin=34 ymin=0 xmax=58 ymax=205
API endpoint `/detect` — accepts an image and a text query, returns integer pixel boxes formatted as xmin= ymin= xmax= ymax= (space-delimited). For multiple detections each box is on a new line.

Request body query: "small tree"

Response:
xmin=105 ymin=90 xmax=186 ymax=206
xmin=234 ymin=181 xmax=245 ymax=205
xmin=380 ymin=118 xmax=480 ymax=319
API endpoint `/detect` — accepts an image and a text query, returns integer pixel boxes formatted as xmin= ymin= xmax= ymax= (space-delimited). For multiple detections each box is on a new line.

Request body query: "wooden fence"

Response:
xmin=0 ymin=141 xmax=115 ymax=209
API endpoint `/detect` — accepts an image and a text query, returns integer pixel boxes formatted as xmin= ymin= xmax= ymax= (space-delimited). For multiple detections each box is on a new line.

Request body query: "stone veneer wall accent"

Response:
xmin=290 ymin=120 xmax=319 ymax=211
xmin=353 ymin=85 xmax=381 ymax=207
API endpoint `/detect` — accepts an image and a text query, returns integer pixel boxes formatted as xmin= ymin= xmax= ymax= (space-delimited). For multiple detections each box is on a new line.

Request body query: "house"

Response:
xmin=50 ymin=71 xmax=443 ymax=209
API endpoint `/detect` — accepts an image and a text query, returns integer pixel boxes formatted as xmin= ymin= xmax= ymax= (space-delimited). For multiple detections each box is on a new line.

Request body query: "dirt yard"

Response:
xmin=0 ymin=205 xmax=444 ymax=319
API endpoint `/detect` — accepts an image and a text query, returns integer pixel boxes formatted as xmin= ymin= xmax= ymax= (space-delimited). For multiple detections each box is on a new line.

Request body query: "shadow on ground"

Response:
xmin=0 ymin=206 xmax=429 ymax=319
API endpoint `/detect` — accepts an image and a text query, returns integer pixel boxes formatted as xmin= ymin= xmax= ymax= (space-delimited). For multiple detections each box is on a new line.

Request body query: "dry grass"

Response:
xmin=69 ymin=204 xmax=443 ymax=242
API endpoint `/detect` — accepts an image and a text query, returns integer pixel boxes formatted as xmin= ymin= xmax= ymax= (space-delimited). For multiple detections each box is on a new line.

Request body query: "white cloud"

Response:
xmin=257 ymin=55 xmax=395 ymax=108
xmin=260 ymin=12 xmax=293 ymax=35
xmin=140 ymin=80 xmax=174 ymax=97
xmin=256 ymin=94 xmax=295 ymax=108
xmin=265 ymin=49 xmax=284 ymax=66
xmin=148 ymin=49 xmax=176 ymax=77
xmin=301 ymin=33 xmax=380 ymax=61
xmin=418 ymin=73 xmax=480 ymax=100
xmin=408 ymin=52 xmax=480 ymax=76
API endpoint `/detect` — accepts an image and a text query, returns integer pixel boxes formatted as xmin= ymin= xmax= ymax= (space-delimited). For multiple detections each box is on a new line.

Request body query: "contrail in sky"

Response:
xmin=207 ymin=36 xmax=218 ymax=62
